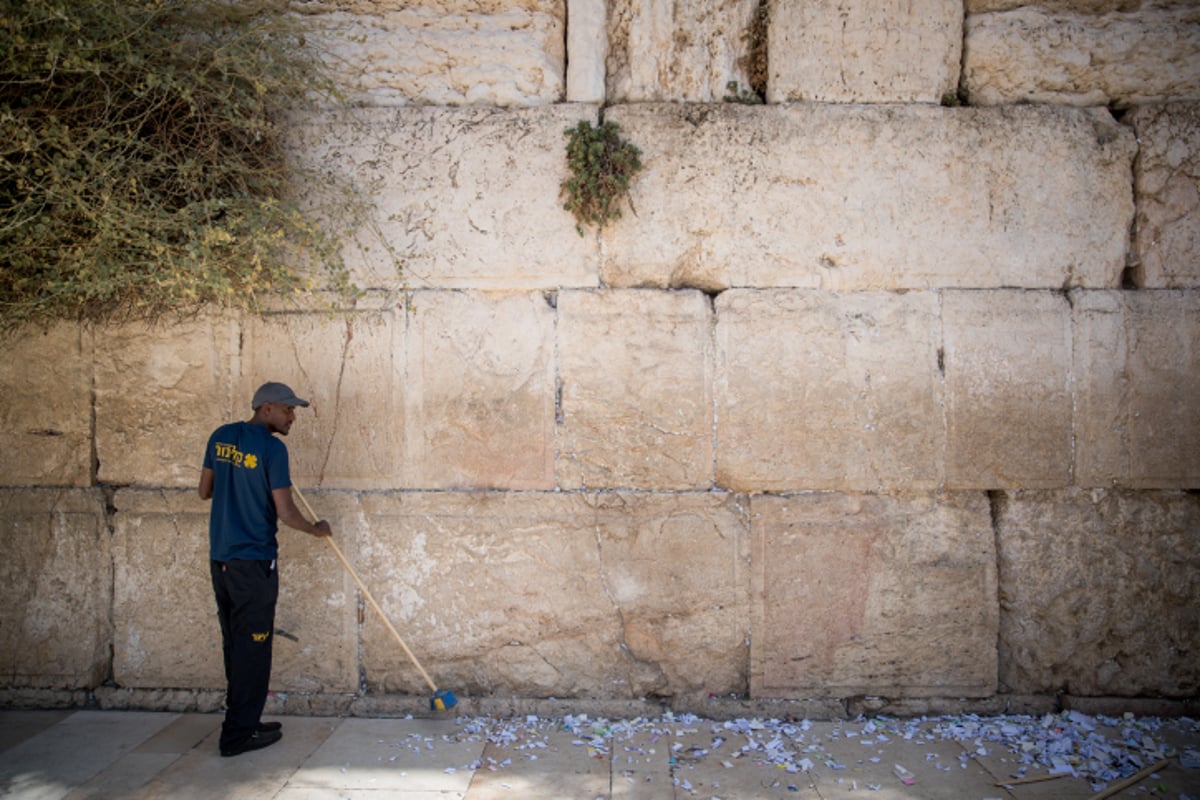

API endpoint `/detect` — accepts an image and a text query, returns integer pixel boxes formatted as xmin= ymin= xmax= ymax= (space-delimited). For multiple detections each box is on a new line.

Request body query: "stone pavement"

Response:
xmin=1 ymin=708 xmax=1198 ymax=800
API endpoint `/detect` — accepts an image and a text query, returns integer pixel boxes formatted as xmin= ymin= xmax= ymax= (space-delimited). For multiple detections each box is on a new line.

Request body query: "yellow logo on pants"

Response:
xmin=251 ymin=632 xmax=270 ymax=642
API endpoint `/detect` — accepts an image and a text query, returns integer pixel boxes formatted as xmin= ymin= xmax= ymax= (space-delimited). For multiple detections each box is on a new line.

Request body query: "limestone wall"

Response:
xmin=1 ymin=0 xmax=1198 ymax=715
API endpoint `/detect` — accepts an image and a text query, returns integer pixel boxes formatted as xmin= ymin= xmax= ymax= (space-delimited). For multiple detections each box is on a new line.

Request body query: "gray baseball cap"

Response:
xmin=252 ymin=382 xmax=310 ymax=409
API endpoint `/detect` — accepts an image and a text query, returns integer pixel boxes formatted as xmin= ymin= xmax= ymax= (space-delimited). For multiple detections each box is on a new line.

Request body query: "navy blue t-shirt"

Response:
xmin=203 ymin=421 xmax=292 ymax=561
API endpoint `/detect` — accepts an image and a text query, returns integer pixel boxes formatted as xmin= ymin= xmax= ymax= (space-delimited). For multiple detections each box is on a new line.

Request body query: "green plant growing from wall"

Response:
xmin=0 ymin=0 xmax=371 ymax=332
xmin=724 ymin=81 xmax=764 ymax=104
xmin=561 ymin=118 xmax=643 ymax=235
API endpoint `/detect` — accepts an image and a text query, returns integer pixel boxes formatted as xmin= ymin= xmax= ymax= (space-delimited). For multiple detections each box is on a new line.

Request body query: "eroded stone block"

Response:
xmin=963 ymin=6 xmax=1200 ymax=107
xmin=405 ymin=291 xmax=555 ymax=490
xmin=95 ymin=316 xmax=237 ymax=488
xmin=566 ymin=0 xmax=606 ymax=102
xmin=111 ymin=488 xmax=359 ymax=693
xmin=716 ymin=290 xmax=943 ymax=492
xmin=0 ymin=323 xmax=92 ymax=487
xmin=944 ymin=290 xmax=1072 ymax=489
xmin=356 ymin=491 xmax=749 ymax=699
xmin=0 ymin=489 xmax=110 ymax=688
xmin=1131 ymin=102 xmax=1200 ymax=288
xmin=292 ymin=0 xmax=565 ymax=107
xmin=557 ymin=289 xmax=713 ymax=490
xmin=750 ymin=492 xmax=997 ymax=698
xmin=287 ymin=105 xmax=597 ymax=290
xmin=997 ymin=489 xmax=1200 ymax=696
xmin=607 ymin=0 xmax=758 ymax=102
xmin=602 ymin=104 xmax=1134 ymax=291
xmin=239 ymin=308 xmax=406 ymax=491
xmin=769 ymin=0 xmax=963 ymax=103
xmin=1073 ymin=290 xmax=1200 ymax=488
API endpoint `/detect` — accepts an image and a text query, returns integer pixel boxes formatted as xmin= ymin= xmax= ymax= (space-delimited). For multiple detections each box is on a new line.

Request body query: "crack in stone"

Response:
xmin=318 ymin=318 xmax=354 ymax=483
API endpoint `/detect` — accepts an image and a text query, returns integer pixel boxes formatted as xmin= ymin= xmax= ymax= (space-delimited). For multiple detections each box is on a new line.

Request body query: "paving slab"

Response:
xmin=124 ymin=716 xmax=340 ymax=800
xmin=0 ymin=709 xmax=1197 ymax=800
xmin=0 ymin=710 xmax=176 ymax=800
xmin=665 ymin=719 xmax=823 ymax=799
xmin=607 ymin=719 xmax=674 ymax=800
xmin=290 ymin=717 xmax=482 ymax=795
xmin=465 ymin=716 xmax=610 ymax=800
xmin=62 ymin=714 xmax=221 ymax=800
xmin=808 ymin=720 xmax=993 ymax=799
xmin=0 ymin=711 xmax=71 ymax=755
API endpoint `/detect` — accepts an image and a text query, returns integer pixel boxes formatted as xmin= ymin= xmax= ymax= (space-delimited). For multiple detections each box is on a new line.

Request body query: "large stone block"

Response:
xmin=943 ymin=290 xmax=1073 ymax=490
xmin=355 ymin=491 xmax=749 ymax=700
xmin=963 ymin=6 xmax=1200 ymax=107
xmin=287 ymin=105 xmax=597 ymax=290
xmin=0 ymin=324 xmax=93 ymax=487
xmin=750 ymin=492 xmax=997 ymax=698
xmin=94 ymin=316 xmax=237 ymax=488
xmin=715 ymin=290 xmax=943 ymax=492
xmin=557 ymin=289 xmax=713 ymax=490
xmin=238 ymin=307 xmax=405 ymax=491
xmin=601 ymin=104 xmax=1135 ymax=291
xmin=769 ymin=0 xmax=962 ymax=103
xmin=111 ymin=489 xmax=359 ymax=693
xmin=0 ymin=489 xmax=110 ymax=688
xmin=292 ymin=0 xmax=565 ymax=107
xmin=1131 ymin=102 xmax=1200 ymax=288
xmin=606 ymin=0 xmax=758 ymax=102
xmin=996 ymin=489 xmax=1200 ymax=696
xmin=566 ymin=0 xmax=606 ymax=102
xmin=968 ymin=0 xmax=1194 ymax=10
xmin=236 ymin=292 xmax=554 ymax=492
xmin=1073 ymin=290 xmax=1200 ymax=488
xmin=405 ymin=291 xmax=556 ymax=490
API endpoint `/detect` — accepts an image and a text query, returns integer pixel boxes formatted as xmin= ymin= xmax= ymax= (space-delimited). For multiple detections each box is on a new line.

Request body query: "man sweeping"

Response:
xmin=198 ymin=381 xmax=333 ymax=757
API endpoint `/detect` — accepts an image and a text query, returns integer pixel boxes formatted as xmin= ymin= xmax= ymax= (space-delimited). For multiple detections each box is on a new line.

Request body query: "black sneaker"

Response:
xmin=258 ymin=721 xmax=282 ymax=733
xmin=220 ymin=728 xmax=282 ymax=757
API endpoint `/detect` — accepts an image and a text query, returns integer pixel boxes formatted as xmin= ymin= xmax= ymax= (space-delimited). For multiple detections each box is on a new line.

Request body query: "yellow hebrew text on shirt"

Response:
xmin=213 ymin=443 xmax=258 ymax=469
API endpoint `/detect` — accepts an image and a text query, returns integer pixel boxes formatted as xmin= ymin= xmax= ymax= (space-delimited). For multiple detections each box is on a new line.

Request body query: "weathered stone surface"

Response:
xmin=111 ymin=488 xmax=359 ymax=693
xmin=1073 ymin=290 xmax=1200 ymax=488
xmin=1131 ymin=102 xmax=1200 ymax=288
xmin=238 ymin=308 xmax=406 ymax=491
xmin=606 ymin=0 xmax=757 ymax=102
xmin=715 ymin=290 xmax=943 ymax=492
xmin=769 ymin=0 xmax=962 ymax=103
xmin=557 ymin=289 xmax=713 ymax=490
xmin=943 ymin=291 xmax=1073 ymax=490
xmin=750 ymin=493 xmax=997 ymax=698
xmin=566 ymin=0 xmax=606 ymax=102
xmin=405 ymin=291 xmax=556 ymax=490
xmin=968 ymin=0 xmax=1199 ymax=10
xmin=94 ymin=316 xmax=237 ymax=488
xmin=355 ymin=491 xmax=749 ymax=699
xmin=0 ymin=489 xmax=110 ymax=688
xmin=601 ymin=104 xmax=1135 ymax=291
xmin=291 ymin=0 xmax=565 ymax=107
xmin=963 ymin=6 xmax=1200 ymax=107
xmin=0 ymin=324 xmax=92 ymax=487
xmin=996 ymin=489 xmax=1200 ymax=696
xmin=287 ymin=105 xmax=597 ymax=290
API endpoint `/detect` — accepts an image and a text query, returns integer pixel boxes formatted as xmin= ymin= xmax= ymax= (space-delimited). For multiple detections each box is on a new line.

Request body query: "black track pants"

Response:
xmin=211 ymin=559 xmax=278 ymax=748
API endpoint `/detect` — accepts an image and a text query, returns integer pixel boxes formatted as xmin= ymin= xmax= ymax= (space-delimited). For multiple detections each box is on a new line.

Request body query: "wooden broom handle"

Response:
xmin=291 ymin=486 xmax=439 ymax=693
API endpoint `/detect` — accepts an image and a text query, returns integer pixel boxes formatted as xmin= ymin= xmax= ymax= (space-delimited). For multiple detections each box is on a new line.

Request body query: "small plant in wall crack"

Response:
xmin=561 ymin=118 xmax=643 ymax=235
xmin=723 ymin=81 xmax=764 ymax=104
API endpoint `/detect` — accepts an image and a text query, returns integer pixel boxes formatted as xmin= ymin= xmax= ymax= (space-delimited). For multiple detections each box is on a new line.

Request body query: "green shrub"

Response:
xmin=0 ymin=0 xmax=362 ymax=331
xmin=561 ymin=119 xmax=643 ymax=234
